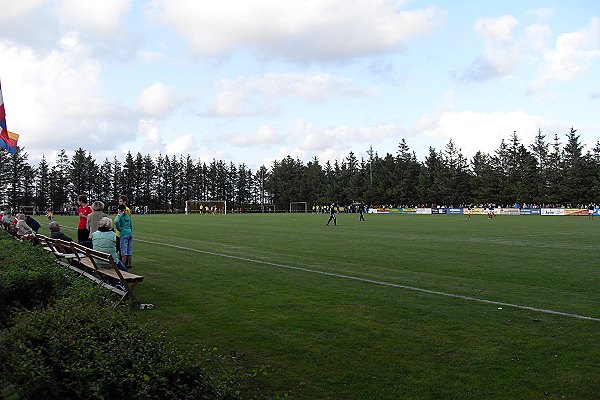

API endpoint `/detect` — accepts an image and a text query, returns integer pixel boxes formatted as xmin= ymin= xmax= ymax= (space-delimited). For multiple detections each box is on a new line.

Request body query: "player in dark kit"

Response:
xmin=326 ymin=202 xmax=339 ymax=226
xmin=359 ymin=203 xmax=365 ymax=221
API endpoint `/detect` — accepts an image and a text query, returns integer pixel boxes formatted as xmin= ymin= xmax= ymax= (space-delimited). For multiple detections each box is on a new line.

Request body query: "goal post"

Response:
xmin=262 ymin=204 xmax=275 ymax=213
xmin=290 ymin=201 xmax=308 ymax=213
xmin=18 ymin=205 xmax=37 ymax=215
xmin=185 ymin=200 xmax=227 ymax=215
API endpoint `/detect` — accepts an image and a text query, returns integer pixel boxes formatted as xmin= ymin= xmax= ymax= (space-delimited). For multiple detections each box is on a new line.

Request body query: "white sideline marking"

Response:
xmin=142 ymin=238 xmax=600 ymax=322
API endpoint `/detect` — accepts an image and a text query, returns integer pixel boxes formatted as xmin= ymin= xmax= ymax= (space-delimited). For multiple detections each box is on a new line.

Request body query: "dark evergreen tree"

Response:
xmin=50 ymin=149 xmax=71 ymax=210
xmin=111 ymin=156 xmax=122 ymax=205
xmin=97 ymin=158 xmax=114 ymax=207
xmin=529 ymin=129 xmax=549 ymax=204
xmin=417 ymin=147 xmax=443 ymax=206
xmin=235 ymin=163 xmax=252 ymax=210
xmin=35 ymin=156 xmax=51 ymax=210
xmin=269 ymin=156 xmax=304 ymax=210
xmin=470 ymin=151 xmax=498 ymax=205
xmin=139 ymin=154 xmax=156 ymax=208
xmin=70 ymin=148 xmax=90 ymax=197
xmin=253 ymin=165 xmax=270 ymax=209
xmin=120 ymin=152 xmax=136 ymax=202
xmin=303 ymin=157 xmax=325 ymax=206
xmin=86 ymin=153 xmax=100 ymax=201
xmin=545 ymin=134 xmax=563 ymax=205
xmin=561 ymin=127 xmax=588 ymax=205
xmin=441 ymin=139 xmax=470 ymax=206
xmin=396 ymin=139 xmax=421 ymax=207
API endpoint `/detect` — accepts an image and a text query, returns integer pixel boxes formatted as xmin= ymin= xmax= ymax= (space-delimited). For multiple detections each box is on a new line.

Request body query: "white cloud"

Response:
xmin=0 ymin=41 xmax=138 ymax=159
xmin=137 ymin=83 xmax=178 ymax=116
xmin=232 ymin=125 xmax=282 ymax=147
xmin=0 ymin=0 xmax=137 ymax=58
xmin=209 ymin=73 xmax=375 ymax=116
xmin=137 ymin=119 xmax=165 ymax=156
xmin=165 ymin=133 xmax=197 ymax=155
xmin=153 ymin=0 xmax=444 ymax=62
xmin=291 ymin=118 xmax=400 ymax=152
xmin=524 ymin=23 xmax=551 ymax=53
xmin=462 ymin=15 xmax=521 ymax=81
xmin=0 ymin=0 xmax=57 ymax=48
xmin=525 ymin=7 xmax=555 ymax=20
xmin=0 ymin=0 xmax=43 ymax=20
xmin=57 ymin=0 xmax=131 ymax=36
xmin=419 ymin=109 xmax=563 ymax=157
xmin=531 ymin=18 xmax=600 ymax=91
xmin=475 ymin=15 xmax=518 ymax=42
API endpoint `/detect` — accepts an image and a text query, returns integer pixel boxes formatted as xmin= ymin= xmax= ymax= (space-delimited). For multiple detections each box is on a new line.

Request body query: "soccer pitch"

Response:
xmin=54 ymin=213 xmax=600 ymax=399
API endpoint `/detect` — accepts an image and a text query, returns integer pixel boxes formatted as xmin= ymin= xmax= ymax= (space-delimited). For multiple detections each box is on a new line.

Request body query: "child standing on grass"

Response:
xmin=115 ymin=204 xmax=133 ymax=269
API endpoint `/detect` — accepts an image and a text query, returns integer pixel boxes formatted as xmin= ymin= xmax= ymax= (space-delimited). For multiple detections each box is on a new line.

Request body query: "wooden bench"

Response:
xmin=37 ymin=235 xmax=79 ymax=262
xmin=69 ymin=241 xmax=144 ymax=305
xmin=36 ymin=234 xmax=144 ymax=306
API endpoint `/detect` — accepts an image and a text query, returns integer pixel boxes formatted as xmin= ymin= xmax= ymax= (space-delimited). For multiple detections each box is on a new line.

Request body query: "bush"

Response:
xmin=0 ymin=295 xmax=235 ymax=399
xmin=0 ymin=233 xmax=242 ymax=399
xmin=0 ymin=234 xmax=72 ymax=328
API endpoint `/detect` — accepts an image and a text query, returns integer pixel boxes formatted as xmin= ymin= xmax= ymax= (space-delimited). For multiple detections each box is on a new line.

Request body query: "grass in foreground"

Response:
xmin=50 ymin=213 xmax=600 ymax=399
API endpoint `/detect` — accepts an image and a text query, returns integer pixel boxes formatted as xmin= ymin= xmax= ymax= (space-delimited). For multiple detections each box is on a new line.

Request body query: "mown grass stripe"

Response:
xmin=137 ymin=238 xmax=600 ymax=323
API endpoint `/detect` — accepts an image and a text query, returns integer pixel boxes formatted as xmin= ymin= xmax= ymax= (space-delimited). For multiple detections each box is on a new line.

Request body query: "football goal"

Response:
xmin=19 ymin=205 xmax=37 ymax=215
xmin=185 ymin=200 xmax=227 ymax=215
xmin=262 ymin=204 xmax=275 ymax=213
xmin=290 ymin=202 xmax=308 ymax=213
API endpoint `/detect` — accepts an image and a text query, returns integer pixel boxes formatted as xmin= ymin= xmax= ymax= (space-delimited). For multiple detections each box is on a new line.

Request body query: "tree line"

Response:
xmin=1 ymin=128 xmax=598 ymax=212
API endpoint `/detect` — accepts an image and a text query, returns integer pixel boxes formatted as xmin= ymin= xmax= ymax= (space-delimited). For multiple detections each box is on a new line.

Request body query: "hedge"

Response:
xmin=0 ymin=233 xmax=242 ymax=399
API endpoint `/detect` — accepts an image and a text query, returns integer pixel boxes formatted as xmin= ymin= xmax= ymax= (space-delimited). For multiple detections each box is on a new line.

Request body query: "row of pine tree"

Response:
xmin=0 ymin=128 xmax=598 ymax=212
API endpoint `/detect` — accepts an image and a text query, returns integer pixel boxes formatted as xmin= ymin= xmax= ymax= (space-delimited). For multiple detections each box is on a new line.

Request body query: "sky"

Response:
xmin=0 ymin=0 xmax=599 ymax=171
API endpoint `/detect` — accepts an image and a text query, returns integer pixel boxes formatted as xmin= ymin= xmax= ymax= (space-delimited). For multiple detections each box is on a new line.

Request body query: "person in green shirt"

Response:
xmin=115 ymin=203 xmax=133 ymax=269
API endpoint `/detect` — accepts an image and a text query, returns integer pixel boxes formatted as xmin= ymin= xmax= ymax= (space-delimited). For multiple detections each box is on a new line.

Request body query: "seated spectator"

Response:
xmin=2 ymin=210 xmax=14 ymax=229
xmin=15 ymin=214 xmax=34 ymax=238
xmin=87 ymin=201 xmax=107 ymax=239
xmin=92 ymin=217 xmax=128 ymax=272
xmin=49 ymin=221 xmax=72 ymax=242
xmin=25 ymin=214 xmax=41 ymax=233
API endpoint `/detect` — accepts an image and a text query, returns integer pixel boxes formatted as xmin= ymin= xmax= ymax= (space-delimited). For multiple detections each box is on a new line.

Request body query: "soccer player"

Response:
xmin=588 ymin=203 xmax=595 ymax=220
xmin=359 ymin=203 xmax=365 ymax=221
xmin=487 ymin=205 xmax=494 ymax=220
xmin=326 ymin=202 xmax=339 ymax=226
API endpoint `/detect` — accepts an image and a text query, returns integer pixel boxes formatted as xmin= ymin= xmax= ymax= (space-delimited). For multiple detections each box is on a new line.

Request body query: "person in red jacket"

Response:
xmin=76 ymin=194 xmax=93 ymax=246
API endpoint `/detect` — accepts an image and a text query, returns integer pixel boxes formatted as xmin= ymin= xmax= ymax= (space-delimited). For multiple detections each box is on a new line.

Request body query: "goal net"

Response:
xmin=262 ymin=204 xmax=275 ymax=213
xmin=19 ymin=205 xmax=37 ymax=215
xmin=290 ymin=202 xmax=308 ymax=213
xmin=185 ymin=200 xmax=227 ymax=215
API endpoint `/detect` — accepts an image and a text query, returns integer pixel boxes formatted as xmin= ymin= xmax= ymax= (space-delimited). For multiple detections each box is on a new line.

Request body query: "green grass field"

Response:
xmin=50 ymin=212 xmax=600 ymax=399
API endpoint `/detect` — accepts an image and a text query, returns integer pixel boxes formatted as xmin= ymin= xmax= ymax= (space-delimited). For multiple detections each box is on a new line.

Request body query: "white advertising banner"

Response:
xmin=541 ymin=208 xmax=565 ymax=216
xmin=416 ymin=208 xmax=432 ymax=214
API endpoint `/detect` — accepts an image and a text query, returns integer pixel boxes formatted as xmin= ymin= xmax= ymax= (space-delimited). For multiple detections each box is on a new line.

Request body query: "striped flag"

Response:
xmin=0 ymin=80 xmax=19 ymax=154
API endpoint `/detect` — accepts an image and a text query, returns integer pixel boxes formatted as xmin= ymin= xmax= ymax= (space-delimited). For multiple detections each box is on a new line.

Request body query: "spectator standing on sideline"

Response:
xmin=87 ymin=201 xmax=107 ymax=239
xmin=115 ymin=203 xmax=134 ymax=269
xmin=115 ymin=195 xmax=131 ymax=257
xmin=76 ymin=195 xmax=93 ymax=245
